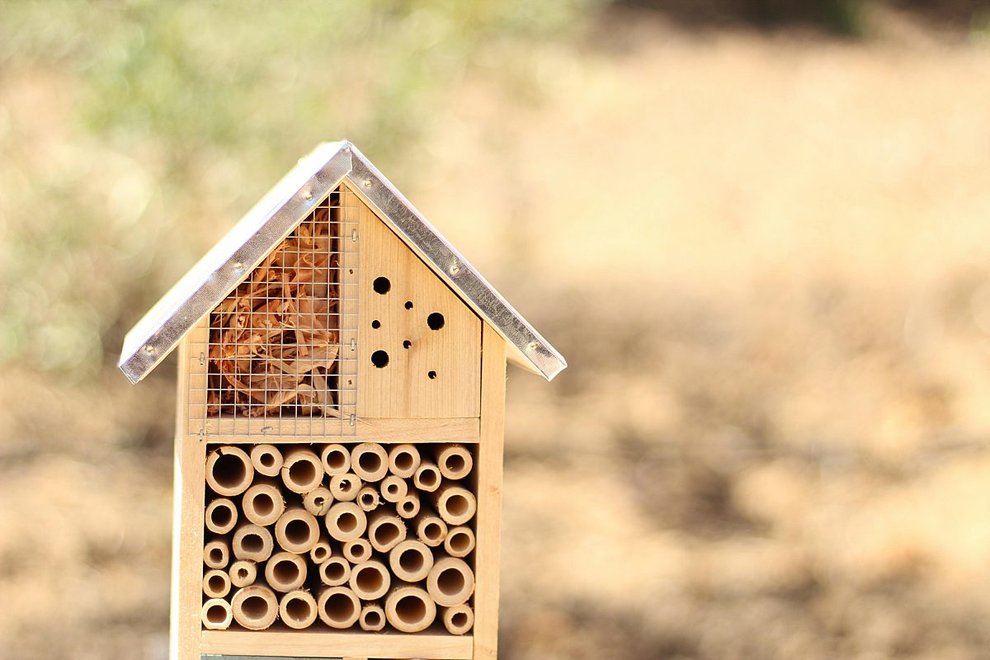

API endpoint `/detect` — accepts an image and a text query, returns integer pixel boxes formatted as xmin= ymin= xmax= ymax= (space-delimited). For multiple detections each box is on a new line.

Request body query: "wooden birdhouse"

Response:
xmin=118 ymin=142 xmax=566 ymax=660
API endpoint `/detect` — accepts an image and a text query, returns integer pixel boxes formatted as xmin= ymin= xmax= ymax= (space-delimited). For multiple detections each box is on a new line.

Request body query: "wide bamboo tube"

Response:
xmin=231 ymin=585 xmax=279 ymax=631
xmin=281 ymin=447 xmax=324 ymax=494
xmin=250 ymin=444 xmax=283 ymax=477
xmin=342 ymin=538 xmax=372 ymax=563
xmin=204 ymin=539 xmax=231 ymax=569
xmin=303 ymin=486 xmax=333 ymax=517
xmin=206 ymin=446 xmax=254 ymax=496
xmin=265 ymin=551 xmax=308 ymax=592
xmin=442 ymin=604 xmax=474 ymax=635
xmin=397 ymin=492 xmax=420 ymax=520
xmin=201 ymin=598 xmax=233 ymax=630
xmin=203 ymin=568 xmax=232 ymax=599
xmin=384 ymin=585 xmax=437 ymax=633
xmin=351 ymin=442 xmax=389 ymax=482
xmin=317 ymin=586 xmax=361 ymax=629
xmin=427 ymin=557 xmax=475 ymax=607
xmin=349 ymin=560 xmax=391 ymax=600
xmin=367 ymin=511 xmax=406 ymax=553
xmin=329 ymin=473 xmax=362 ymax=502
xmin=415 ymin=513 xmax=448 ymax=548
xmin=242 ymin=480 xmax=285 ymax=526
xmin=433 ymin=486 xmax=477 ymax=526
xmin=444 ymin=526 xmax=476 ymax=558
xmin=413 ymin=461 xmax=441 ymax=493
xmin=205 ymin=498 xmax=238 ymax=534
xmin=436 ymin=444 xmax=473 ymax=480
xmin=232 ymin=524 xmax=274 ymax=562
xmin=389 ymin=540 xmax=434 ymax=582
xmin=357 ymin=486 xmax=380 ymax=512
xmin=359 ymin=603 xmax=386 ymax=632
xmin=229 ymin=560 xmax=257 ymax=588
xmin=380 ymin=475 xmax=408 ymax=503
xmin=309 ymin=536 xmax=332 ymax=564
xmin=388 ymin=444 xmax=421 ymax=478
xmin=324 ymin=502 xmax=367 ymax=542
xmin=279 ymin=590 xmax=318 ymax=630
xmin=318 ymin=556 xmax=351 ymax=587
xmin=321 ymin=443 xmax=351 ymax=476
xmin=274 ymin=507 xmax=321 ymax=554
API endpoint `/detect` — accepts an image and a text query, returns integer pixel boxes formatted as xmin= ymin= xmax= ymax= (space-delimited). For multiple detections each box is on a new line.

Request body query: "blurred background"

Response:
xmin=3 ymin=0 xmax=990 ymax=658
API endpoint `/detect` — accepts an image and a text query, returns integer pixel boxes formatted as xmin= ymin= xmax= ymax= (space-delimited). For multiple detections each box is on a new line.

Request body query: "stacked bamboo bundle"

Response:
xmin=201 ymin=442 xmax=477 ymax=635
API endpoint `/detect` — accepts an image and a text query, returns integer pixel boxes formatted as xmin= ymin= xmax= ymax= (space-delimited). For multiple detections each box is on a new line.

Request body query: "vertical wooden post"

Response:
xmin=473 ymin=324 xmax=507 ymax=660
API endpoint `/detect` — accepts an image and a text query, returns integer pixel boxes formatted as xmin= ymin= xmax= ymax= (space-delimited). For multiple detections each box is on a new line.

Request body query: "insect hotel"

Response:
xmin=118 ymin=141 xmax=566 ymax=660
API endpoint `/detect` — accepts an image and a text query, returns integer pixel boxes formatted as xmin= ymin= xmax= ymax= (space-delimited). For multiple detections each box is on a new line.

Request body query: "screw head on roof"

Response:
xmin=526 ymin=341 xmax=539 ymax=353
xmin=304 ymin=190 xmax=314 ymax=200
xmin=143 ymin=345 xmax=156 ymax=355
xmin=449 ymin=262 xmax=461 ymax=276
xmin=362 ymin=178 xmax=372 ymax=188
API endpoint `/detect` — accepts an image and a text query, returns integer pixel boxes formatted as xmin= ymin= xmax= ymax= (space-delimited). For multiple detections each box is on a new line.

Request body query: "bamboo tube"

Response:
xmin=380 ymin=475 xmax=408 ymax=503
xmin=367 ymin=511 xmax=406 ymax=553
xmin=357 ymin=486 xmax=380 ymax=512
xmin=389 ymin=540 xmax=434 ymax=582
xmin=321 ymin=443 xmax=351 ymax=476
xmin=303 ymin=486 xmax=333 ymax=517
xmin=351 ymin=442 xmax=389 ymax=482
xmin=204 ymin=539 xmax=231 ymax=569
xmin=442 ymin=604 xmax=474 ymax=635
xmin=279 ymin=589 xmax=318 ymax=630
xmin=397 ymin=492 xmax=420 ymax=520
xmin=274 ymin=507 xmax=321 ymax=554
xmin=342 ymin=538 xmax=372 ymax=563
xmin=231 ymin=585 xmax=279 ymax=631
xmin=206 ymin=446 xmax=254 ymax=497
xmin=415 ymin=513 xmax=448 ymax=548
xmin=384 ymin=585 xmax=437 ymax=633
xmin=318 ymin=556 xmax=351 ymax=587
xmin=309 ymin=536 xmax=332 ymax=564
xmin=232 ymin=524 xmax=274 ymax=562
xmin=203 ymin=568 xmax=232 ymax=599
xmin=324 ymin=502 xmax=367 ymax=542
xmin=205 ymin=498 xmax=238 ymax=534
xmin=201 ymin=598 xmax=233 ymax=630
xmin=433 ymin=486 xmax=477 ymax=526
xmin=329 ymin=473 xmax=362 ymax=502
xmin=242 ymin=480 xmax=285 ymax=526
xmin=264 ymin=551 xmax=308 ymax=592
xmin=427 ymin=557 xmax=475 ymax=607
xmin=229 ymin=560 xmax=257 ymax=588
xmin=436 ymin=444 xmax=473 ymax=480
xmin=317 ymin=586 xmax=361 ymax=629
xmin=444 ymin=526 xmax=476 ymax=558
xmin=281 ymin=447 xmax=324 ymax=494
xmin=349 ymin=560 xmax=391 ymax=600
xmin=388 ymin=444 xmax=421 ymax=478
xmin=250 ymin=444 xmax=283 ymax=478
xmin=359 ymin=603 xmax=386 ymax=632
xmin=413 ymin=461 xmax=441 ymax=493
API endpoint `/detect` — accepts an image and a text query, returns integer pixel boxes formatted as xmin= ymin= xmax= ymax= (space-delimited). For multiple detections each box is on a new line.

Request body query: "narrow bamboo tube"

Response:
xmin=359 ymin=603 xmax=386 ymax=632
xmin=317 ymin=586 xmax=361 ymax=629
xmin=388 ymin=443 xmax=421 ymax=478
xmin=206 ymin=446 xmax=254 ymax=496
xmin=415 ymin=513 xmax=448 ymax=548
xmin=367 ymin=510 xmax=406 ymax=553
xmin=274 ymin=507 xmax=321 ymax=554
xmin=442 ymin=604 xmax=474 ymax=635
xmin=380 ymin=475 xmax=408 ymax=503
xmin=250 ymin=444 xmax=283 ymax=477
xmin=203 ymin=568 xmax=232 ymax=599
xmin=204 ymin=539 xmax=231 ymax=569
xmin=201 ymin=598 xmax=233 ymax=630
xmin=318 ymin=556 xmax=351 ymax=587
xmin=436 ymin=444 xmax=473 ymax=480
xmin=265 ymin=551 xmax=308 ymax=592
xmin=384 ymin=585 xmax=437 ymax=633
xmin=342 ymin=538 xmax=372 ymax=563
xmin=389 ymin=540 xmax=434 ymax=582
xmin=397 ymin=492 xmax=420 ymax=520
xmin=303 ymin=486 xmax=333 ymax=517
xmin=349 ymin=560 xmax=391 ymax=600
xmin=433 ymin=486 xmax=477 ymax=526
xmin=357 ymin=486 xmax=380 ymax=512
xmin=329 ymin=473 xmax=362 ymax=502
xmin=231 ymin=585 xmax=278 ymax=630
xmin=281 ymin=447 xmax=324 ymax=494
xmin=279 ymin=589 xmax=318 ymax=630
xmin=232 ymin=524 xmax=274 ymax=562
xmin=427 ymin=557 xmax=475 ymax=607
xmin=321 ymin=443 xmax=351 ymax=476
xmin=413 ymin=461 xmax=442 ymax=493
xmin=242 ymin=480 xmax=285 ymax=526
xmin=351 ymin=442 xmax=389 ymax=482
xmin=325 ymin=502 xmax=367 ymax=542
xmin=309 ymin=536 xmax=332 ymax=564
xmin=205 ymin=498 xmax=238 ymax=534
xmin=229 ymin=560 xmax=257 ymax=588
xmin=444 ymin=526 xmax=476 ymax=558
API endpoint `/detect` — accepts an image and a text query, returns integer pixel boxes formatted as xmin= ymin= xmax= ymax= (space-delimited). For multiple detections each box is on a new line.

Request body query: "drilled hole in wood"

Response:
xmin=427 ymin=312 xmax=445 ymax=330
xmin=372 ymin=350 xmax=389 ymax=368
xmin=404 ymin=300 xmax=413 ymax=310
xmin=371 ymin=320 xmax=381 ymax=329
xmin=373 ymin=277 xmax=391 ymax=294
xmin=428 ymin=370 xmax=437 ymax=380
xmin=403 ymin=340 xmax=411 ymax=349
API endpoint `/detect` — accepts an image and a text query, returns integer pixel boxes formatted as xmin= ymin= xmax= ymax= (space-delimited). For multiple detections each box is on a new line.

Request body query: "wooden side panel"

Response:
xmin=352 ymin=183 xmax=482 ymax=418
xmin=473 ymin=324 xmax=507 ymax=660
xmin=200 ymin=630 xmax=472 ymax=659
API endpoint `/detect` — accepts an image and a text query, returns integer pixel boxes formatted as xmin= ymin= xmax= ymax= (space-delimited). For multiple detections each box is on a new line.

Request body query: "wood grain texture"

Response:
xmin=199 ymin=417 xmax=480 ymax=444
xmin=199 ymin=629 xmax=472 ymax=659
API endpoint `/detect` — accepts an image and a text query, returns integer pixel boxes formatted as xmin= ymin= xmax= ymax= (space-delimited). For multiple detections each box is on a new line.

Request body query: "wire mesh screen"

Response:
xmin=187 ymin=187 xmax=358 ymax=437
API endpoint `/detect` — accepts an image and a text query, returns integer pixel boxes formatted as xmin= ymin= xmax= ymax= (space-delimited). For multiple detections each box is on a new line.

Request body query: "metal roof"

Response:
xmin=118 ymin=141 xmax=566 ymax=384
